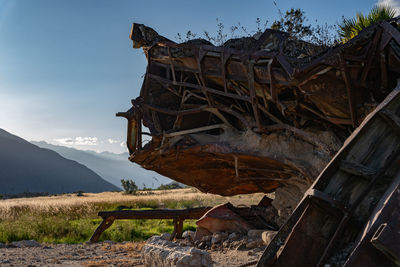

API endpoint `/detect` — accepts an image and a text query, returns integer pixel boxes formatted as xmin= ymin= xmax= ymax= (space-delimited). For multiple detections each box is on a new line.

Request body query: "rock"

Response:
xmin=201 ymin=235 xmax=212 ymax=242
xmin=236 ymin=243 xmax=247 ymax=251
xmin=179 ymin=239 xmax=192 ymax=247
xmin=194 ymin=227 xmax=212 ymax=242
xmin=222 ymin=240 xmax=230 ymax=247
xmin=272 ymin=177 xmax=310 ymax=224
xmin=198 ymin=241 xmax=206 ymax=249
xmin=247 ymin=229 xmax=265 ymax=240
xmin=261 ymin=231 xmax=277 ymax=246
xmin=235 ymin=239 xmax=249 ymax=251
xmin=211 ymin=232 xmax=228 ymax=245
xmin=182 ymin=230 xmax=195 ymax=240
xmin=142 ymin=236 xmax=213 ymax=266
xmin=103 ymin=240 xmax=115 ymax=245
xmin=0 ymin=243 xmax=5 ymax=248
xmin=10 ymin=240 xmax=41 ymax=248
xmin=228 ymin=232 xmax=239 ymax=241
xmin=246 ymin=240 xmax=264 ymax=249
xmin=160 ymin=233 xmax=171 ymax=241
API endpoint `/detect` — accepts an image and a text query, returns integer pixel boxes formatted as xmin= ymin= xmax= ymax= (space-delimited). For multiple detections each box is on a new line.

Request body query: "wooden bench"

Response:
xmin=89 ymin=206 xmax=212 ymax=243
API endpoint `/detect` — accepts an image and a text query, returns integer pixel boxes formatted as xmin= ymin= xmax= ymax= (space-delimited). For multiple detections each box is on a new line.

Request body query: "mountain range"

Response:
xmin=31 ymin=141 xmax=171 ymax=189
xmin=0 ymin=128 xmax=119 ymax=195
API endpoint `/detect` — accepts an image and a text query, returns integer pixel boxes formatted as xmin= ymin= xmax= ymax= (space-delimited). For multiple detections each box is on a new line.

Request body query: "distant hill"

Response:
xmin=0 ymin=129 xmax=119 ymax=195
xmin=31 ymin=141 xmax=172 ymax=189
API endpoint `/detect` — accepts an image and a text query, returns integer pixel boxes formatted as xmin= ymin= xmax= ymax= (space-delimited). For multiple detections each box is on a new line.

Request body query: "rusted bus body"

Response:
xmin=117 ymin=18 xmax=400 ymax=199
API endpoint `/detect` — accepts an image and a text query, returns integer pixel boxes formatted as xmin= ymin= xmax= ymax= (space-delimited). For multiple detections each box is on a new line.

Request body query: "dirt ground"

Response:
xmin=0 ymin=241 xmax=263 ymax=267
xmin=0 ymin=242 xmax=144 ymax=267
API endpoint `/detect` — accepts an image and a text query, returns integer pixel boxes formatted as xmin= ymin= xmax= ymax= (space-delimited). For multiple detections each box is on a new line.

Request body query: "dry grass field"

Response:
xmin=0 ymin=188 xmax=269 ymax=244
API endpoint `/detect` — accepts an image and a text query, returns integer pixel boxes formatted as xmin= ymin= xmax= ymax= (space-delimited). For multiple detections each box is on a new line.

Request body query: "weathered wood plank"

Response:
xmin=89 ymin=207 xmax=211 ymax=243
xmin=257 ymin=84 xmax=400 ymax=266
xmin=98 ymin=207 xmax=211 ymax=220
xmin=339 ymin=160 xmax=376 ymax=180
xmin=379 ymin=109 xmax=400 ymax=134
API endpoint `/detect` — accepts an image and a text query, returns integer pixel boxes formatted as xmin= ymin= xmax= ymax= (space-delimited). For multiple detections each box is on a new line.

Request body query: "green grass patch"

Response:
xmin=0 ymin=200 xmax=199 ymax=244
xmin=0 ymin=189 xmax=265 ymax=244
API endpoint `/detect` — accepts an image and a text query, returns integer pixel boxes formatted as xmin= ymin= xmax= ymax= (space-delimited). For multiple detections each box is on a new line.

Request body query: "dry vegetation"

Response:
xmin=0 ymin=188 xmax=267 ymax=220
xmin=0 ymin=188 xmax=269 ymax=244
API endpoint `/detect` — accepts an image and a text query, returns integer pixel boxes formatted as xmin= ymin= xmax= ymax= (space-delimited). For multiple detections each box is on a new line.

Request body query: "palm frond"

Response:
xmin=339 ymin=5 xmax=397 ymax=42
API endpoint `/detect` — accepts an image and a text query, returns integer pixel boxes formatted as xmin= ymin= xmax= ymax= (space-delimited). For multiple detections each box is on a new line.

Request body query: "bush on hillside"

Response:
xmin=157 ymin=182 xmax=184 ymax=190
xmin=120 ymin=179 xmax=138 ymax=195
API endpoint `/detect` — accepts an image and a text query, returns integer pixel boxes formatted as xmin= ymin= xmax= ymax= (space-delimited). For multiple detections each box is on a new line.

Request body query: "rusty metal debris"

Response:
xmin=257 ymin=83 xmax=400 ymax=267
xmin=118 ymin=17 xmax=400 ymax=222
xmin=194 ymin=196 xmax=279 ymax=242
xmin=118 ymin=17 xmax=400 ymax=265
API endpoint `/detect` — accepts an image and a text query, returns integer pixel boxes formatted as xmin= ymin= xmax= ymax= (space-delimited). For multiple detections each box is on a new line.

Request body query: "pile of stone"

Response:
xmin=141 ymin=201 xmax=278 ymax=266
xmin=176 ymin=229 xmax=277 ymax=252
xmin=143 ymin=229 xmax=276 ymax=267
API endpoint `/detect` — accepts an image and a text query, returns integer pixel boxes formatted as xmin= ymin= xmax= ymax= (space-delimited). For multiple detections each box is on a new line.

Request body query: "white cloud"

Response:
xmin=377 ymin=0 xmax=400 ymax=15
xmin=54 ymin=138 xmax=74 ymax=145
xmin=107 ymin=138 xmax=120 ymax=144
xmin=54 ymin=136 xmax=98 ymax=146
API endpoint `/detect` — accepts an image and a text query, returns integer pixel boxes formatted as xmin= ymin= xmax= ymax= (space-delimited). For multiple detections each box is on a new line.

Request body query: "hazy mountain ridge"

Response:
xmin=31 ymin=141 xmax=172 ymax=189
xmin=0 ymin=129 xmax=119 ymax=195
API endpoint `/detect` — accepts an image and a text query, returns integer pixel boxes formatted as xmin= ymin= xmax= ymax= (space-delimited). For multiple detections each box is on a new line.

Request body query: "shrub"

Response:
xmin=157 ymin=182 xmax=184 ymax=190
xmin=121 ymin=179 xmax=138 ymax=195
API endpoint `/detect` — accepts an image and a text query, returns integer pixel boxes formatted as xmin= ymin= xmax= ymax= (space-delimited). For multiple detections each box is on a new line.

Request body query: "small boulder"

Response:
xmin=194 ymin=227 xmax=212 ymax=242
xmin=246 ymin=240 xmax=264 ymax=249
xmin=247 ymin=229 xmax=265 ymax=240
xmin=261 ymin=231 xmax=277 ymax=246
xmin=211 ymin=232 xmax=228 ymax=245
xmin=228 ymin=232 xmax=239 ymax=241
xmin=201 ymin=235 xmax=212 ymax=242
xmin=0 ymin=243 xmax=5 ymax=248
xmin=160 ymin=233 xmax=171 ymax=241
xmin=182 ymin=230 xmax=195 ymax=240
xmin=236 ymin=239 xmax=249 ymax=251
xmin=198 ymin=241 xmax=206 ymax=249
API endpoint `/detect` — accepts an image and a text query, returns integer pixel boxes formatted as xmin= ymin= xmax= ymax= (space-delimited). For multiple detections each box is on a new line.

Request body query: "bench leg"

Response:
xmin=170 ymin=218 xmax=184 ymax=241
xmin=176 ymin=218 xmax=184 ymax=239
xmin=89 ymin=216 xmax=115 ymax=243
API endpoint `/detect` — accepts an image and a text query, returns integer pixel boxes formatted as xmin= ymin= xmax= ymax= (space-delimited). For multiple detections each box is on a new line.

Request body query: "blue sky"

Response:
xmin=0 ymin=0 xmax=395 ymax=153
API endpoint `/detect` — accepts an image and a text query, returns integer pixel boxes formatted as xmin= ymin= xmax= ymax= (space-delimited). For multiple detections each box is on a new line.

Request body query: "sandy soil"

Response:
xmin=0 ymin=241 xmax=263 ymax=267
xmin=0 ymin=242 xmax=144 ymax=267
xmin=210 ymin=247 xmax=263 ymax=267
